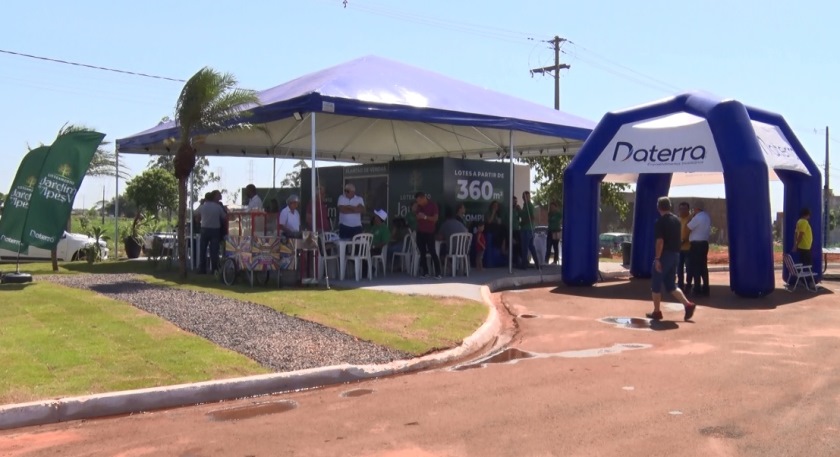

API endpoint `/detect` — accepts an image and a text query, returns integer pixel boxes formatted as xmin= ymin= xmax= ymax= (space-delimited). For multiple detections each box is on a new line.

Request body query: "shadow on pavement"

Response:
xmin=549 ymin=276 xmax=834 ymax=311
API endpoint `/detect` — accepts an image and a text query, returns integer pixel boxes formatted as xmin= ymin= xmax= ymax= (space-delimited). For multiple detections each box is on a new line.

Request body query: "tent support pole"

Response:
xmin=509 ymin=131 xmax=514 ymax=274
xmin=188 ymin=172 xmax=194 ymax=271
xmin=311 ymin=112 xmax=317 ymax=233
xmin=114 ymin=150 xmax=120 ymax=260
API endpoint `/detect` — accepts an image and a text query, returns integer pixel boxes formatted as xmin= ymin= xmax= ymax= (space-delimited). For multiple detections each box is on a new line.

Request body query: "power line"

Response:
xmin=0 ymin=48 xmax=186 ymax=83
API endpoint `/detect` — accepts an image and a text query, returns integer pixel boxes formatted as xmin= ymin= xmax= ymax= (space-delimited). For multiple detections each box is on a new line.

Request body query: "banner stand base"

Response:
xmin=1 ymin=272 xmax=33 ymax=284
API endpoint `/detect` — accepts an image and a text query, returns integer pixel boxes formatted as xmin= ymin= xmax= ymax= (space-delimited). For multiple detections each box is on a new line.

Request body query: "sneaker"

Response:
xmin=421 ymin=273 xmax=430 ymax=278
xmin=684 ymin=303 xmax=696 ymax=321
xmin=645 ymin=310 xmax=663 ymax=320
xmin=433 ymin=275 xmax=442 ymax=280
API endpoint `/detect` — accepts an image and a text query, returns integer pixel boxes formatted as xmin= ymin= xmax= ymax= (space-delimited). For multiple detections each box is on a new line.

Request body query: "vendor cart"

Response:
xmin=220 ymin=210 xmax=295 ymax=286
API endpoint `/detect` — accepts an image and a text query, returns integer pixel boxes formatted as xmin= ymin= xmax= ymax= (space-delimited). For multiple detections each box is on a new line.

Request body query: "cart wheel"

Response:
xmin=256 ymin=270 xmax=271 ymax=286
xmin=221 ymin=258 xmax=238 ymax=286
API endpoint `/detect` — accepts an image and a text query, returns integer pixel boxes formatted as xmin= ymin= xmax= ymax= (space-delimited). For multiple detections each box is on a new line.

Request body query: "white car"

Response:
xmin=0 ymin=231 xmax=109 ymax=261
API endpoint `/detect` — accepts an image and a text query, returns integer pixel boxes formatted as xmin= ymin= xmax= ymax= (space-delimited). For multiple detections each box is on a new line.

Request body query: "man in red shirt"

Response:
xmin=414 ymin=191 xmax=441 ymax=279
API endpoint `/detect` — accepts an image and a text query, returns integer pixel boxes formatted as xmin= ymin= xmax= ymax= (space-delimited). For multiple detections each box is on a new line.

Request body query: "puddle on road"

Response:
xmin=452 ymin=344 xmax=651 ymax=371
xmin=206 ymin=400 xmax=297 ymax=422
xmin=483 ymin=348 xmax=535 ymax=363
xmin=341 ymin=388 xmax=374 ymax=398
xmin=600 ymin=317 xmax=652 ymax=330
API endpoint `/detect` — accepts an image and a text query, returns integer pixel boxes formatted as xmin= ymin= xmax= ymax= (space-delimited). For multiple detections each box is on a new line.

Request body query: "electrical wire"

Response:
xmin=0 ymin=48 xmax=185 ymax=83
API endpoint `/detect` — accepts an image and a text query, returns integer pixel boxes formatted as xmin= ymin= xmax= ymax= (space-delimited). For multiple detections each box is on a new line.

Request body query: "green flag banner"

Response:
xmin=22 ymin=131 xmax=106 ymax=251
xmin=0 ymin=146 xmax=52 ymax=253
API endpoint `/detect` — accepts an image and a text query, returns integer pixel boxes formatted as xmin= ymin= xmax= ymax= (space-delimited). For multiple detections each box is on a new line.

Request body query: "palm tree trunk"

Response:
xmin=177 ymin=176 xmax=188 ymax=277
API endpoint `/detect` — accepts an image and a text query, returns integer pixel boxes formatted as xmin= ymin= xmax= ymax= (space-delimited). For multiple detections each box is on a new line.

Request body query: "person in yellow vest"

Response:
xmin=677 ymin=201 xmax=692 ymax=291
xmin=792 ymin=208 xmax=813 ymax=267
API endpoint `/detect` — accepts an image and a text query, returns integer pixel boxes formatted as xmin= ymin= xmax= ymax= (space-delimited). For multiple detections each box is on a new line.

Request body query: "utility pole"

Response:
xmin=825 ymin=126 xmax=830 ymax=246
xmin=530 ymin=36 xmax=570 ymax=110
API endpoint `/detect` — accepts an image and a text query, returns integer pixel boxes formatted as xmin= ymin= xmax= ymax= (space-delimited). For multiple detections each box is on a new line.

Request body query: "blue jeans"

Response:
xmin=520 ymin=229 xmax=539 ymax=268
xmin=199 ymin=227 xmax=221 ymax=273
xmin=651 ymin=251 xmax=679 ymax=294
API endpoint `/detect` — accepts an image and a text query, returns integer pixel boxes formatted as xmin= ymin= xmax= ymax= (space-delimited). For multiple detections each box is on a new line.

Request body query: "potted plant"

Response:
xmin=122 ymin=213 xmax=146 ymax=259
xmin=85 ymin=226 xmax=109 ymax=264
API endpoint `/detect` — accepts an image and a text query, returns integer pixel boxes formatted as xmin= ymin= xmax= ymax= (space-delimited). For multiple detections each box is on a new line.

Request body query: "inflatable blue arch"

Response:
xmin=562 ymin=93 xmax=822 ymax=298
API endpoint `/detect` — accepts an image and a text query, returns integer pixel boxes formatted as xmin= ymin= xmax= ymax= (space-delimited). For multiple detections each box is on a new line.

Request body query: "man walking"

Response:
xmin=792 ymin=208 xmax=813 ymax=267
xmin=687 ymin=200 xmax=711 ymax=296
xmin=677 ymin=201 xmax=692 ymax=291
xmin=647 ymin=197 xmax=696 ymax=322
xmin=414 ymin=191 xmax=441 ymax=279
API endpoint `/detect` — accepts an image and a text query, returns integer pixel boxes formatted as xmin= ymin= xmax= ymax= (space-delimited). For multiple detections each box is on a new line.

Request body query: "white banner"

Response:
xmin=587 ymin=112 xmax=723 ymax=175
xmin=751 ymin=121 xmax=810 ymax=175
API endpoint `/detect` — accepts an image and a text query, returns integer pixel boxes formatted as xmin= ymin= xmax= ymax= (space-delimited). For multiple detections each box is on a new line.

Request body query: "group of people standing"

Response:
xmin=677 ymin=200 xmax=712 ymax=297
xmin=484 ymin=192 xmax=561 ymax=270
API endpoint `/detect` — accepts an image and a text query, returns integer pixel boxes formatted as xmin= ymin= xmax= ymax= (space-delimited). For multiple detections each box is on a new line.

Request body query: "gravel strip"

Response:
xmin=42 ymin=274 xmax=409 ymax=372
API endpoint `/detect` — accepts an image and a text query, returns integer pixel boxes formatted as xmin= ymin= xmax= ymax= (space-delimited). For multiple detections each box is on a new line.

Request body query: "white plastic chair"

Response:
xmin=443 ymin=233 xmax=473 ymax=277
xmin=345 ymin=233 xmax=373 ymax=281
xmin=390 ymin=234 xmax=413 ymax=274
xmin=318 ymin=233 xmax=340 ymax=280
xmin=372 ymin=245 xmax=389 ymax=278
xmin=783 ymin=253 xmax=817 ymax=292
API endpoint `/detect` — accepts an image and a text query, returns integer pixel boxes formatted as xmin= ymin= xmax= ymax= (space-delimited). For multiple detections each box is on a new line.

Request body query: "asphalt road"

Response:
xmin=2 ymin=272 xmax=839 ymax=457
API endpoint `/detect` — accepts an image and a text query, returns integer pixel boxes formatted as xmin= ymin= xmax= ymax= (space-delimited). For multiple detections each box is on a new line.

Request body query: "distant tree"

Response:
xmin=125 ymin=168 xmax=178 ymax=218
xmin=525 ymin=155 xmax=632 ymax=221
xmin=101 ymin=195 xmax=137 ymax=218
xmin=280 ymin=159 xmax=309 ymax=188
xmin=171 ymin=67 xmax=259 ymax=277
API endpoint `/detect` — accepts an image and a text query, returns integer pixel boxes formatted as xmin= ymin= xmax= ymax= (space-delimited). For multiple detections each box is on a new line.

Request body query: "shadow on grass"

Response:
xmin=550 ymin=277 xmax=834 ymax=311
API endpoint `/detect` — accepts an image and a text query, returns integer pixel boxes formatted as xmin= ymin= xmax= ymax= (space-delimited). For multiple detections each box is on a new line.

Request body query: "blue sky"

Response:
xmin=1 ymin=0 xmax=838 ymax=216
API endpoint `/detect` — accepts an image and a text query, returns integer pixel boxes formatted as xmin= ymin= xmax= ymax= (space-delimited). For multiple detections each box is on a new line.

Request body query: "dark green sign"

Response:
xmin=0 ymin=146 xmax=51 ymax=253
xmin=388 ymin=158 xmax=444 ymax=224
xmin=23 ymin=131 xmax=106 ymax=250
xmin=443 ymin=158 xmax=510 ymax=226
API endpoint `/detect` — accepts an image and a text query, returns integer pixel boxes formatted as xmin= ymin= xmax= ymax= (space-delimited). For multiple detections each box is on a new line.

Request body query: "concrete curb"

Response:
xmin=0 ymin=273 xmax=556 ymax=431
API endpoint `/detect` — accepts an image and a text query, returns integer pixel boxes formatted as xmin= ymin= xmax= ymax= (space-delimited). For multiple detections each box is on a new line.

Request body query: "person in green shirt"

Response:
xmin=545 ymin=201 xmax=562 ymax=265
xmin=518 ymin=191 xmax=539 ymax=269
xmin=369 ymin=209 xmax=391 ymax=256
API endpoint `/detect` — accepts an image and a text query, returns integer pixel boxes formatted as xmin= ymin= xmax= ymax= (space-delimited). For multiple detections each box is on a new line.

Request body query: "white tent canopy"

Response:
xmin=116 ymin=55 xmax=595 ymax=162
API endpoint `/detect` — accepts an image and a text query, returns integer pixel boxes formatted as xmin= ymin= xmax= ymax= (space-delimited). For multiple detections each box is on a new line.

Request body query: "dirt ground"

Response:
xmin=2 ymin=272 xmax=840 ymax=457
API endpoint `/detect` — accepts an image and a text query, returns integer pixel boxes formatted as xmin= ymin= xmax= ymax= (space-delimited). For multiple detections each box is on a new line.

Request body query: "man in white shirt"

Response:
xmin=278 ymin=195 xmax=301 ymax=236
xmin=686 ymin=200 xmax=712 ymax=296
xmin=245 ymin=184 xmax=263 ymax=211
xmin=337 ymin=183 xmax=365 ymax=239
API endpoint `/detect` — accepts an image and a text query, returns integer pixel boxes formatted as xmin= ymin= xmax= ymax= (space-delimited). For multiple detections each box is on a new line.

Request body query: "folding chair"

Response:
xmin=783 ymin=253 xmax=818 ymax=292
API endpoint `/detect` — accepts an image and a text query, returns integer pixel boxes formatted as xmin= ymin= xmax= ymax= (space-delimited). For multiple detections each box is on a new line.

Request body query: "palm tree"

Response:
xmin=172 ymin=67 xmax=259 ymax=277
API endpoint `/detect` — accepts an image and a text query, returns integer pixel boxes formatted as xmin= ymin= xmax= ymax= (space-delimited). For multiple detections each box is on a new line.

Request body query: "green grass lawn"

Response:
xmin=0 ymin=281 xmax=268 ymax=404
xmin=0 ymin=259 xmax=488 ymax=403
